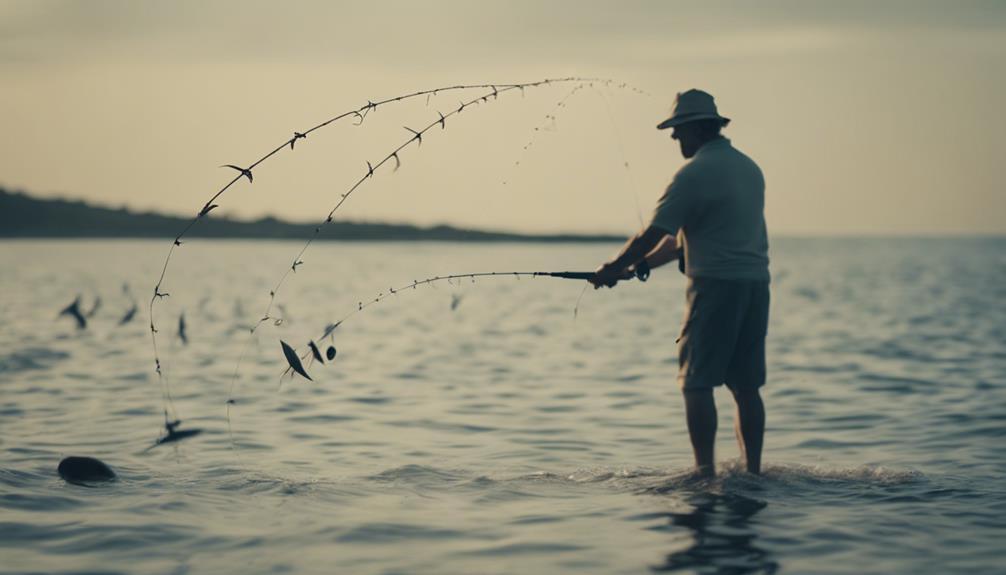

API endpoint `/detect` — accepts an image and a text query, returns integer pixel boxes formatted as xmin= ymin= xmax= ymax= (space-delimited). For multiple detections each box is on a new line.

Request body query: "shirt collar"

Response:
xmin=696 ymin=136 xmax=730 ymax=155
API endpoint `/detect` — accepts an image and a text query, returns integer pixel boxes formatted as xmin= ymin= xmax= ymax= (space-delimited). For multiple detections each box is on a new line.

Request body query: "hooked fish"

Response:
xmin=178 ymin=313 xmax=188 ymax=345
xmin=281 ymin=340 xmax=312 ymax=381
xmin=119 ymin=303 xmax=138 ymax=325
xmin=308 ymin=340 xmax=324 ymax=365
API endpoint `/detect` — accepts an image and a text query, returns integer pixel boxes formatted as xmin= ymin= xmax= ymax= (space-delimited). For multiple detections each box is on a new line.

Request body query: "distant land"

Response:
xmin=0 ymin=188 xmax=622 ymax=242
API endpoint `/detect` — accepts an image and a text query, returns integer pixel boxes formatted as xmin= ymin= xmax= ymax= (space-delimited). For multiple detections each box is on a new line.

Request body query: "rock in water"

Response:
xmin=57 ymin=456 xmax=116 ymax=484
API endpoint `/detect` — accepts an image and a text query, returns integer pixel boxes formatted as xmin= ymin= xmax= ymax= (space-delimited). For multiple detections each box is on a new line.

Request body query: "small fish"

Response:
xmin=281 ymin=340 xmax=312 ymax=381
xmin=154 ymin=428 xmax=203 ymax=447
xmin=141 ymin=418 xmax=204 ymax=451
xmin=59 ymin=296 xmax=87 ymax=330
xmin=178 ymin=313 xmax=188 ymax=345
xmin=119 ymin=303 xmax=138 ymax=325
xmin=308 ymin=340 xmax=324 ymax=365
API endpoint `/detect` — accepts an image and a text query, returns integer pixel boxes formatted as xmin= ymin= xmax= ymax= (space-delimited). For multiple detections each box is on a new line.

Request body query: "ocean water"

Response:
xmin=1 ymin=237 xmax=1004 ymax=574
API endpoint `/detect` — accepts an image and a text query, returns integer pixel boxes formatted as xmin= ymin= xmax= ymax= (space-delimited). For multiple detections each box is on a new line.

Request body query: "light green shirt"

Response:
xmin=650 ymin=137 xmax=770 ymax=281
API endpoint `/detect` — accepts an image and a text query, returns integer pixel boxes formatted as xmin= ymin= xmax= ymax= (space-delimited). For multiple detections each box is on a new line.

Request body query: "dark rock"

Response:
xmin=58 ymin=456 xmax=116 ymax=485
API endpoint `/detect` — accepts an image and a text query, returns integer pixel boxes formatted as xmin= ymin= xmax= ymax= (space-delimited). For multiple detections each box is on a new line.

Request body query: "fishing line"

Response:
xmin=572 ymin=283 xmax=591 ymax=319
xmin=595 ymin=86 xmax=645 ymax=228
xmin=560 ymin=86 xmax=652 ymax=320
xmin=274 ymin=267 xmax=650 ymax=383
xmin=500 ymin=83 xmax=589 ymax=187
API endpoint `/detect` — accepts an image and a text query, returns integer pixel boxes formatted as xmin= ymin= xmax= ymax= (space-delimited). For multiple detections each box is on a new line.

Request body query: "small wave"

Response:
xmin=286 ymin=413 xmax=358 ymax=424
xmin=544 ymin=462 xmax=927 ymax=497
xmin=0 ymin=348 xmax=71 ymax=374
xmin=360 ymin=462 xmax=925 ymax=500
xmin=335 ymin=522 xmax=474 ymax=543
xmin=383 ymin=418 xmax=496 ymax=433
xmin=1 ymin=493 xmax=85 ymax=512
xmin=211 ymin=471 xmax=333 ymax=497
xmin=367 ymin=464 xmax=466 ymax=485
xmin=457 ymin=541 xmax=587 ymax=556
xmin=760 ymin=462 xmax=924 ymax=485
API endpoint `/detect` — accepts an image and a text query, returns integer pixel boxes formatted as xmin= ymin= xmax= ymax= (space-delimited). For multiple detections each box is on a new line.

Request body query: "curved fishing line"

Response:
xmin=146 ymin=77 xmax=602 ymax=443
xmin=500 ymin=83 xmax=588 ymax=186
xmin=278 ymin=269 xmax=640 ymax=379
xmin=225 ymin=80 xmax=627 ymax=422
xmin=595 ymin=87 xmax=645 ymax=227
xmin=557 ymin=87 xmax=650 ymax=321
xmin=572 ymin=283 xmax=591 ymax=319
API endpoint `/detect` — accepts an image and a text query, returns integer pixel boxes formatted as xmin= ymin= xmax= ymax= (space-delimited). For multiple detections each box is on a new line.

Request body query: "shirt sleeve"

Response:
xmin=649 ymin=168 xmax=697 ymax=236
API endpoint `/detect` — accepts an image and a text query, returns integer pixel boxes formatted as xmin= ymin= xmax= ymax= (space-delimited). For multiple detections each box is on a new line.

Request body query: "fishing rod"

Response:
xmin=273 ymin=263 xmax=652 ymax=382
xmin=146 ymin=77 xmax=613 ymax=445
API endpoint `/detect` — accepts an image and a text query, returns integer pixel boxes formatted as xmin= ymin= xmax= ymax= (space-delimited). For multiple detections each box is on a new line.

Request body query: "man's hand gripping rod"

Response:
xmin=539 ymin=259 xmax=651 ymax=282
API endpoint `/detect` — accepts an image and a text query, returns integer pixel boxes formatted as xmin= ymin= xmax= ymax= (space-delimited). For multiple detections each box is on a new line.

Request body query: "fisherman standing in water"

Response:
xmin=589 ymin=89 xmax=770 ymax=477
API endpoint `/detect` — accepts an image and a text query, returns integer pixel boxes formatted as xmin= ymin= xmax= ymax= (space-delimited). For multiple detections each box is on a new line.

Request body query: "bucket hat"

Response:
xmin=656 ymin=89 xmax=730 ymax=130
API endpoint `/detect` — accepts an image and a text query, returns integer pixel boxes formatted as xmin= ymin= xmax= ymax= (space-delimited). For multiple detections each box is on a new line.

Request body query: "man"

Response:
xmin=589 ymin=89 xmax=770 ymax=476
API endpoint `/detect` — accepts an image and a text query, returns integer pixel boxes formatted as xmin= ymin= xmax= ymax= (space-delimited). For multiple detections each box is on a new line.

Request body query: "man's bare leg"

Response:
xmin=683 ymin=388 xmax=717 ymax=477
xmin=731 ymin=387 xmax=765 ymax=474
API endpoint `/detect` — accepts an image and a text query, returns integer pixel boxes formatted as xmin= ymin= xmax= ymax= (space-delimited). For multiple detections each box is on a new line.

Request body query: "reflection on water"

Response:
xmin=650 ymin=490 xmax=777 ymax=574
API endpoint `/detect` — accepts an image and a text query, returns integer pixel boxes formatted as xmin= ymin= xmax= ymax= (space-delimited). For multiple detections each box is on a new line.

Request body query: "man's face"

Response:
xmin=671 ymin=122 xmax=702 ymax=159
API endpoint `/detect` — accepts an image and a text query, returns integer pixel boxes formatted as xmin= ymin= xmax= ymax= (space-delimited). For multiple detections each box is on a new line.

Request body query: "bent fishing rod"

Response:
xmin=271 ymin=262 xmax=652 ymax=383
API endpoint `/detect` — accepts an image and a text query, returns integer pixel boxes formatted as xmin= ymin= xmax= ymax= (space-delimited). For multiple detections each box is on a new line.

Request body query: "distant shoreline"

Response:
xmin=2 ymin=189 xmax=1002 ymax=241
xmin=0 ymin=188 xmax=623 ymax=243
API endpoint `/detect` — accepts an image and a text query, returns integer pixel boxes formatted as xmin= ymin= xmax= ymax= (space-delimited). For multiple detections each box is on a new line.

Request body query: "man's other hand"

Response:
xmin=589 ymin=263 xmax=632 ymax=289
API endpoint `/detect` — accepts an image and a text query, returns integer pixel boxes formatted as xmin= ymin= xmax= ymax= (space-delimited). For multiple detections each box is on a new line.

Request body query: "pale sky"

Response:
xmin=1 ymin=0 xmax=1004 ymax=235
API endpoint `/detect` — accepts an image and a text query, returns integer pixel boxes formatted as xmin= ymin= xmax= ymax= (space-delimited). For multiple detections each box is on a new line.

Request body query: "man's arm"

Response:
xmin=642 ymin=232 xmax=680 ymax=270
xmin=589 ymin=225 xmax=669 ymax=288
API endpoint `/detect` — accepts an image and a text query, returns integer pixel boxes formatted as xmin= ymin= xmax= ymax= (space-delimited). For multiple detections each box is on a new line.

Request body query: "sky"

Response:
xmin=1 ymin=0 xmax=1004 ymax=235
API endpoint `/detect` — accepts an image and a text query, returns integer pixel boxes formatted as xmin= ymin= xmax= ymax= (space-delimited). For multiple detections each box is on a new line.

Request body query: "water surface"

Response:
xmin=1 ymin=238 xmax=1004 ymax=574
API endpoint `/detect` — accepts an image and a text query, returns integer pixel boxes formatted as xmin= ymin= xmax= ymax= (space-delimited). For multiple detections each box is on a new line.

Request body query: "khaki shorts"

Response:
xmin=677 ymin=277 xmax=770 ymax=391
